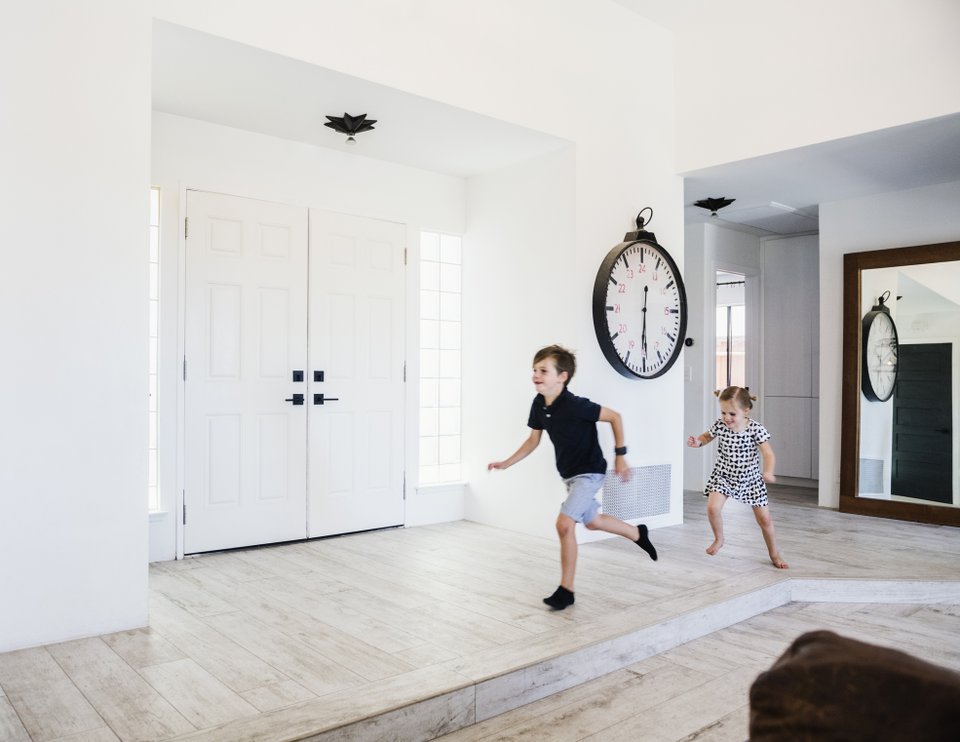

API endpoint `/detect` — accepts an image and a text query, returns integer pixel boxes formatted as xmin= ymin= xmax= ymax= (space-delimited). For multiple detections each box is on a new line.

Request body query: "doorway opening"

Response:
xmin=716 ymin=271 xmax=746 ymax=390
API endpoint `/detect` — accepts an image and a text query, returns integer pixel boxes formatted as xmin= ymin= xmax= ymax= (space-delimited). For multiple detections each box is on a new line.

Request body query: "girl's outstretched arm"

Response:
xmin=759 ymin=440 xmax=776 ymax=482
xmin=687 ymin=431 xmax=714 ymax=448
xmin=488 ymin=429 xmax=542 ymax=470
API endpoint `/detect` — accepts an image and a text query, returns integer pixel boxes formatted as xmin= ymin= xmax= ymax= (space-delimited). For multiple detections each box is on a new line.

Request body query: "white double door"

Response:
xmin=184 ymin=190 xmax=405 ymax=553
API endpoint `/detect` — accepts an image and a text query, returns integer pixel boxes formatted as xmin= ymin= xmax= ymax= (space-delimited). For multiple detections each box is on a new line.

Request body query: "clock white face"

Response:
xmin=865 ymin=311 xmax=898 ymax=401
xmin=594 ymin=240 xmax=686 ymax=379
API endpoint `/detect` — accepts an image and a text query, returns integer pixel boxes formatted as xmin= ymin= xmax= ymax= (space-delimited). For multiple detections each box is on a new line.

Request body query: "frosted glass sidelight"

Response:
xmin=419 ymin=231 xmax=462 ymax=485
xmin=420 ymin=289 xmax=440 ymax=320
xmin=440 ymin=234 xmax=461 ymax=263
xmin=420 ymin=231 xmax=440 ymax=261
xmin=421 ymin=260 xmax=440 ymax=291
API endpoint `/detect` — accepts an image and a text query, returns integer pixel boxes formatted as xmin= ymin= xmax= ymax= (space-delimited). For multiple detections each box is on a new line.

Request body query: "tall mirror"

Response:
xmin=840 ymin=240 xmax=960 ymax=526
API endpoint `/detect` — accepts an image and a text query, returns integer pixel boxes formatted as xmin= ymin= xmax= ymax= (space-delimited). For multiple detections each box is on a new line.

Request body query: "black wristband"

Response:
xmin=614 ymin=446 xmax=627 ymax=456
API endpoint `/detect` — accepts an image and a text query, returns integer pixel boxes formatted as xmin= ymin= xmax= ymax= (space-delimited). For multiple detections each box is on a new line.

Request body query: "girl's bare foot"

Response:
xmin=706 ymin=540 xmax=723 ymax=556
xmin=770 ymin=553 xmax=789 ymax=569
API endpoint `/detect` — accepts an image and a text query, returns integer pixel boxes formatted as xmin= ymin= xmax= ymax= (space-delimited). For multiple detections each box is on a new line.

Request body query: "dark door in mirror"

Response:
xmin=891 ymin=343 xmax=952 ymax=504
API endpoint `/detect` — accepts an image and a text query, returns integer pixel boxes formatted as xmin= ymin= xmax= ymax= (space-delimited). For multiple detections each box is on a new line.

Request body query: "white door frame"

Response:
xmin=697 ymin=259 xmax=761 ymax=488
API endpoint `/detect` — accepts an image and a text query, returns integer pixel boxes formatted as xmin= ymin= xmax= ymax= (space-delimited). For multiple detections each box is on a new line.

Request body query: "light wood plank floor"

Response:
xmin=435 ymin=600 xmax=960 ymax=742
xmin=1 ymin=486 xmax=958 ymax=741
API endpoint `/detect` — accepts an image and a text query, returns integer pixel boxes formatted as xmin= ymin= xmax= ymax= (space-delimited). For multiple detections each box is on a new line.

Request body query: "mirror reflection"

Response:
xmin=841 ymin=241 xmax=960 ymax=527
xmin=858 ymin=260 xmax=960 ymax=508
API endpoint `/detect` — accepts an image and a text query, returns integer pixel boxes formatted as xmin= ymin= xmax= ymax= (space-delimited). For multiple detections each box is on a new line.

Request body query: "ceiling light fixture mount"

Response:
xmin=693 ymin=197 xmax=736 ymax=216
xmin=324 ymin=112 xmax=376 ymax=145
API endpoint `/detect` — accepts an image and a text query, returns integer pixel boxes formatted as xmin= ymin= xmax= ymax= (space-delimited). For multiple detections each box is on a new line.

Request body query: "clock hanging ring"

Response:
xmin=592 ymin=208 xmax=688 ymax=379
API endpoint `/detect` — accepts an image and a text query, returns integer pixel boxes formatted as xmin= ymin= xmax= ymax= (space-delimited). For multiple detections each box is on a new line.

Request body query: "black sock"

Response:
xmin=635 ymin=524 xmax=658 ymax=561
xmin=543 ymin=585 xmax=575 ymax=610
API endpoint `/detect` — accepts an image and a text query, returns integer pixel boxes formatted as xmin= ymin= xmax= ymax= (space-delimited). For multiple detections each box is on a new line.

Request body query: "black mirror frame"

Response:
xmin=840 ymin=239 xmax=960 ymax=527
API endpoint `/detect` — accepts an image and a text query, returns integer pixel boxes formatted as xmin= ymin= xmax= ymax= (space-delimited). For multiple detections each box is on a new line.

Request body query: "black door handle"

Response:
xmin=285 ymin=394 xmax=305 ymax=405
xmin=314 ymin=393 xmax=340 ymax=405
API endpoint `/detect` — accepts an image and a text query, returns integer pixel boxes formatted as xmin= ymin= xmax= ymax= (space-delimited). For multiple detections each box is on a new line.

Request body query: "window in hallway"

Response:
xmin=716 ymin=271 xmax=746 ymax=390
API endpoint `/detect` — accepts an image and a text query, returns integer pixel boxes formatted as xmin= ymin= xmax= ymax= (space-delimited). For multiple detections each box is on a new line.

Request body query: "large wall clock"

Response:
xmin=861 ymin=290 xmax=899 ymax=402
xmin=592 ymin=208 xmax=687 ymax=379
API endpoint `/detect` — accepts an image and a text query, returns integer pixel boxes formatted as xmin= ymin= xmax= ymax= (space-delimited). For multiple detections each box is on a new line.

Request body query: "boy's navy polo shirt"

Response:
xmin=528 ymin=388 xmax=607 ymax=479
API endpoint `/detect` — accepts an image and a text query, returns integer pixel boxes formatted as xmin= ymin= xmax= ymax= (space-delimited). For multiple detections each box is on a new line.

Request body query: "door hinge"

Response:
xmin=184 ymin=217 xmax=189 ymax=240
xmin=182 ymin=498 xmax=186 ymax=525
xmin=183 ymin=356 xmax=187 ymax=381
xmin=404 ymin=247 xmax=407 ymax=265
xmin=403 ymin=361 xmax=406 ymax=382
xmin=403 ymin=472 xmax=406 ymax=500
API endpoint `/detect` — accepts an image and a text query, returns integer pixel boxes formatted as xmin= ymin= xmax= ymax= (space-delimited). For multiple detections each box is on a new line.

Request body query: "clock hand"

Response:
xmin=641 ymin=285 xmax=648 ymax=355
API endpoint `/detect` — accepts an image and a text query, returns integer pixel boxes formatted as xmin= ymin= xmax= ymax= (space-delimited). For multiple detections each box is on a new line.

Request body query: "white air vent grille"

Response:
xmin=602 ymin=465 xmax=671 ymax=520
xmin=859 ymin=458 xmax=884 ymax=494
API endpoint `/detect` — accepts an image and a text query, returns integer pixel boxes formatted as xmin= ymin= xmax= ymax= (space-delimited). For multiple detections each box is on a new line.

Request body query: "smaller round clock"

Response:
xmin=592 ymin=210 xmax=687 ymax=379
xmin=861 ymin=290 xmax=899 ymax=402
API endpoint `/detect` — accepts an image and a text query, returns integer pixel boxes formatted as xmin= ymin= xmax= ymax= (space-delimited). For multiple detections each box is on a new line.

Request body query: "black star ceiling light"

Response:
xmin=693 ymin=197 xmax=736 ymax=216
xmin=324 ymin=113 xmax=377 ymax=145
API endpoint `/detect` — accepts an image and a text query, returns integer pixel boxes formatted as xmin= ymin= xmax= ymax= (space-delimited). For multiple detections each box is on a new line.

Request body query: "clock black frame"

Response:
xmin=860 ymin=292 xmax=899 ymax=402
xmin=592 ymin=220 xmax=688 ymax=380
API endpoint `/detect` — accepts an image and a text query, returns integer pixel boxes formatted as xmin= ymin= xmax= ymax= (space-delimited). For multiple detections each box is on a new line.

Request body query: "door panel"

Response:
xmin=308 ymin=210 xmax=406 ymax=537
xmin=892 ymin=343 xmax=952 ymax=503
xmin=184 ymin=191 xmax=308 ymax=553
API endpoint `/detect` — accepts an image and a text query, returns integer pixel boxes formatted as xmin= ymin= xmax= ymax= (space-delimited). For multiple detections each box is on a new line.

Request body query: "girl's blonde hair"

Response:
xmin=714 ymin=385 xmax=757 ymax=410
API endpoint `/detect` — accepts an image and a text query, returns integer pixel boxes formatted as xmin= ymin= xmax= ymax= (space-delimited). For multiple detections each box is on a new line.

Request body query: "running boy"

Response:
xmin=488 ymin=344 xmax=657 ymax=610
xmin=687 ymin=386 xmax=788 ymax=569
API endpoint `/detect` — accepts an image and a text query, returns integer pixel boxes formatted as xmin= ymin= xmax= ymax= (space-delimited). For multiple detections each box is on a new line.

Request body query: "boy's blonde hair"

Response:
xmin=715 ymin=385 xmax=757 ymax=410
xmin=533 ymin=344 xmax=576 ymax=388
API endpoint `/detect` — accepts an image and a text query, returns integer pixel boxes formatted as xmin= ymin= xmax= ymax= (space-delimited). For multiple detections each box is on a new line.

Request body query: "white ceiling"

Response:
xmin=896 ymin=272 xmax=960 ymax=318
xmin=152 ymin=21 xmax=571 ymax=179
xmin=152 ymin=17 xmax=960 ymax=237
xmin=682 ymin=113 xmax=960 ymax=236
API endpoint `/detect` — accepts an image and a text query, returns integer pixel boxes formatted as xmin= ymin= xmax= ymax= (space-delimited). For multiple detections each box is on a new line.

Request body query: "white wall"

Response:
xmin=152 ymin=0 xmax=686 ymax=542
xmin=682 ymin=224 xmax=709 ymax=490
xmin=673 ymin=0 xmax=960 ymax=172
xmin=463 ymin=148 xmax=577 ymax=539
xmin=150 ymin=112 xmax=467 ymax=561
xmin=0 ymin=2 xmax=151 ymax=651
xmin=818 ymin=179 xmax=960 ymax=508
xmin=151 ymin=113 xmax=465 ymax=233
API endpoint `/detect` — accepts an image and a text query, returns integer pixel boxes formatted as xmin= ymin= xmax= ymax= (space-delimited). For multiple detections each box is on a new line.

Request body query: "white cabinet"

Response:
xmin=763 ymin=396 xmax=814 ymax=478
xmin=762 ymin=236 xmax=819 ymax=480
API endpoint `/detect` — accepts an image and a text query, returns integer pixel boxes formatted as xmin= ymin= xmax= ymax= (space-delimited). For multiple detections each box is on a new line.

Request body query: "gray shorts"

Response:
xmin=559 ymin=472 xmax=605 ymax=524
